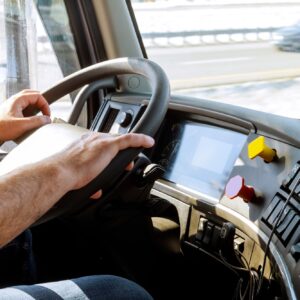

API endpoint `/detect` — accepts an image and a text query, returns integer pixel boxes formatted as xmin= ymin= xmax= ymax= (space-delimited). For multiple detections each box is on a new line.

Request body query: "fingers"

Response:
xmin=14 ymin=90 xmax=50 ymax=116
xmin=22 ymin=93 xmax=50 ymax=116
xmin=66 ymin=132 xmax=155 ymax=190
xmin=125 ymin=161 xmax=134 ymax=171
xmin=14 ymin=115 xmax=51 ymax=134
xmin=80 ymin=132 xmax=111 ymax=141
xmin=115 ymin=133 xmax=155 ymax=150
xmin=88 ymin=162 xmax=133 ymax=200
xmin=81 ymin=132 xmax=155 ymax=151
xmin=90 ymin=190 xmax=103 ymax=200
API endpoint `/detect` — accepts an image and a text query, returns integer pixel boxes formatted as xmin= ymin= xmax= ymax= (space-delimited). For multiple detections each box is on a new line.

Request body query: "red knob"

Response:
xmin=225 ymin=175 xmax=255 ymax=203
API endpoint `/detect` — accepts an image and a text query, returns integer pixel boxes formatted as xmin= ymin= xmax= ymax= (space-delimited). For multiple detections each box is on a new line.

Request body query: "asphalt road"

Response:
xmin=146 ymin=42 xmax=300 ymax=118
xmin=147 ymin=42 xmax=300 ymax=90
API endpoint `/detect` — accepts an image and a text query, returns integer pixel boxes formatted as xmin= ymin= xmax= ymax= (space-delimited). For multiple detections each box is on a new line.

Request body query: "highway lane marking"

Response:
xmin=147 ymin=42 xmax=275 ymax=56
xmin=181 ymin=57 xmax=252 ymax=65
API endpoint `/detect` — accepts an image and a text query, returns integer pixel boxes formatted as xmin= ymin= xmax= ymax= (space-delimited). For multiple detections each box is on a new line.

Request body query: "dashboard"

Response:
xmin=93 ymin=94 xmax=300 ymax=300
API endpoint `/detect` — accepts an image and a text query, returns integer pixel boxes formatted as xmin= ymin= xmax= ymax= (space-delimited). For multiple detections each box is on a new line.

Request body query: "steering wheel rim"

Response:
xmin=34 ymin=57 xmax=169 ymax=222
xmin=43 ymin=57 xmax=169 ymax=135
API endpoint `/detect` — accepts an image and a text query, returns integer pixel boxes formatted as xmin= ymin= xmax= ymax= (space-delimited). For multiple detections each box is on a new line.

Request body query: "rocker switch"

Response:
xmin=196 ymin=218 xmax=208 ymax=242
xmin=118 ymin=111 xmax=133 ymax=128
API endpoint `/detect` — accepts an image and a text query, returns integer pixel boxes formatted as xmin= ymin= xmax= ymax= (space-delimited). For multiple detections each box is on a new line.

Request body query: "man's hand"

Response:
xmin=0 ymin=89 xmax=51 ymax=141
xmin=0 ymin=129 xmax=155 ymax=246
xmin=52 ymin=132 xmax=155 ymax=193
xmin=90 ymin=161 xmax=135 ymax=200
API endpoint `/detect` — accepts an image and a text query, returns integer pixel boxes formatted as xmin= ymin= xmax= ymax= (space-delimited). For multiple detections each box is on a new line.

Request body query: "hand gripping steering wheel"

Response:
xmin=0 ymin=57 xmax=170 ymax=223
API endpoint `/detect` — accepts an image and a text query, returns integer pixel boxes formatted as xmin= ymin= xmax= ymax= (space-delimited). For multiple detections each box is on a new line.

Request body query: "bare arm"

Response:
xmin=0 ymin=132 xmax=155 ymax=247
xmin=0 ymin=160 xmax=69 ymax=247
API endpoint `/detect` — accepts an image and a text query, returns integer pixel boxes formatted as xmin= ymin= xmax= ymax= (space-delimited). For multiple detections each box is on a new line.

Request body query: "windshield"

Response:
xmin=131 ymin=0 xmax=300 ymax=119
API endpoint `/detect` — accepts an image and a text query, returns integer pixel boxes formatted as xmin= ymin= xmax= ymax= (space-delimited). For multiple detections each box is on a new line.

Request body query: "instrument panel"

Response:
xmin=96 ymin=96 xmax=300 ymax=299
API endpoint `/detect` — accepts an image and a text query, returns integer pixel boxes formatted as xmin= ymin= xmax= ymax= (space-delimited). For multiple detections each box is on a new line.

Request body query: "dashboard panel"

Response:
xmin=95 ymin=94 xmax=300 ymax=300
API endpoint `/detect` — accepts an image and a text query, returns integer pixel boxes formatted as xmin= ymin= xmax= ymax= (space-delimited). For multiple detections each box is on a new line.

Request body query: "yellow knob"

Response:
xmin=248 ymin=136 xmax=277 ymax=163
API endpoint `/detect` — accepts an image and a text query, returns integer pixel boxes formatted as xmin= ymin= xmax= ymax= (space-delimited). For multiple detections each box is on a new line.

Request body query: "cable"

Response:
xmin=194 ymin=243 xmax=248 ymax=300
xmin=233 ymin=249 xmax=260 ymax=300
xmin=189 ymin=237 xmax=257 ymax=300
xmin=219 ymin=250 xmax=250 ymax=273
xmin=234 ymin=250 xmax=255 ymax=300
xmin=239 ymin=253 xmax=259 ymax=300
xmin=256 ymin=177 xmax=300 ymax=296
xmin=220 ymin=249 xmax=255 ymax=300
xmin=235 ymin=249 xmax=250 ymax=270
xmin=194 ymin=244 xmax=240 ymax=278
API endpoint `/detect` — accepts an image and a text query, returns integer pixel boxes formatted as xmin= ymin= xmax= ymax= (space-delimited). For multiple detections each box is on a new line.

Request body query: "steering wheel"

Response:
xmin=0 ymin=57 xmax=170 ymax=223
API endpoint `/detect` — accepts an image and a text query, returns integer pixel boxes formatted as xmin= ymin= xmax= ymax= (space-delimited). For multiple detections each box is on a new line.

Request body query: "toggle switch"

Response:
xmin=248 ymin=136 xmax=277 ymax=163
xmin=225 ymin=175 xmax=255 ymax=203
xmin=118 ymin=110 xmax=133 ymax=128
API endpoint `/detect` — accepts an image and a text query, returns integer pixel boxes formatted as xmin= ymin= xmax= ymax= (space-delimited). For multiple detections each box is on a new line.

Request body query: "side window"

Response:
xmin=0 ymin=0 xmax=80 ymax=120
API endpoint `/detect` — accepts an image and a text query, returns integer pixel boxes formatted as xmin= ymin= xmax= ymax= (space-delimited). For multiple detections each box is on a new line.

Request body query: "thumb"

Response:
xmin=17 ymin=115 xmax=51 ymax=132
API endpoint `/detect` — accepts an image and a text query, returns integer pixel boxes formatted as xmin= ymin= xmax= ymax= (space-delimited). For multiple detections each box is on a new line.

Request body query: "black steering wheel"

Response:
xmin=0 ymin=57 xmax=170 ymax=223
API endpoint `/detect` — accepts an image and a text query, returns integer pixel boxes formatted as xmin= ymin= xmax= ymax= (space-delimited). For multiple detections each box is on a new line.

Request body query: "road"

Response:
xmin=147 ymin=42 xmax=300 ymax=90
xmin=146 ymin=42 xmax=300 ymax=118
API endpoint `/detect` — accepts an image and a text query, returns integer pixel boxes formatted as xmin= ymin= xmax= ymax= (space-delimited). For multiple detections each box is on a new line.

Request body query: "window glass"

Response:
xmin=132 ymin=0 xmax=300 ymax=118
xmin=0 ymin=0 xmax=80 ymax=120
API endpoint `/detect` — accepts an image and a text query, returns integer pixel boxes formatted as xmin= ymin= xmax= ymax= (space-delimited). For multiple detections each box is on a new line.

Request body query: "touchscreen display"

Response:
xmin=157 ymin=121 xmax=247 ymax=200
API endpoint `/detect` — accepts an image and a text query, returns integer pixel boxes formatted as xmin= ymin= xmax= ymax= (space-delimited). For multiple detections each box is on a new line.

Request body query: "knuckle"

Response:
xmin=122 ymin=133 xmax=133 ymax=142
xmin=99 ymin=139 xmax=111 ymax=148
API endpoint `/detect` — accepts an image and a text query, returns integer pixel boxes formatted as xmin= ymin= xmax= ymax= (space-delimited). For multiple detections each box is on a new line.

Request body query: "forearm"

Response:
xmin=0 ymin=160 xmax=71 ymax=247
xmin=0 ymin=132 xmax=155 ymax=247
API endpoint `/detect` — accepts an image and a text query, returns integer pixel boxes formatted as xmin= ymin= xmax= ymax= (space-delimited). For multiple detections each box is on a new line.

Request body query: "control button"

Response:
xmin=248 ymin=136 xmax=277 ymax=163
xmin=202 ymin=222 xmax=214 ymax=245
xmin=289 ymin=197 xmax=300 ymax=213
xmin=295 ymin=184 xmax=300 ymax=197
xmin=276 ymin=208 xmax=295 ymax=235
xmin=262 ymin=194 xmax=281 ymax=221
xmin=288 ymin=173 xmax=300 ymax=194
xmin=281 ymin=215 xmax=300 ymax=244
xmin=267 ymin=199 xmax=284 ymax=225
xmin=234 ymin=236 xmax=245 ymax=253
xmin=211 ymin=225 xmax=222 ymax=250
xmin=225 ymin=175 xmax=255 ymax=203
xmin=290 ymin=242 xmax=300 ymax=261
xmin=293 ymin=184 xmax=300 ymax=201
xmin=282 ymin=163 xmax=300 ymax=190
xmin=196 ymin=217 xmax=208 ymax=242
xmin=118 ymin=111 xmax=133 ymax=127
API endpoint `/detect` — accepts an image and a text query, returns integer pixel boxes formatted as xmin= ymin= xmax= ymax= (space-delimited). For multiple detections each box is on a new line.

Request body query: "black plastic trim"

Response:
xmin=79 ymin=0 xmax=108 ymax=63
xmin=64 ymin=0 xmax=95 ymax=67
xmin=64 ymin=0 xmax=109 ymax=122
xmin=126 ymin=0 xmax=148 ymax=59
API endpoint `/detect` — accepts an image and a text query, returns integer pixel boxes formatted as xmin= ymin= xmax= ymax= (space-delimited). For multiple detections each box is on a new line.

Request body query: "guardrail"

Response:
xmin=141 ymin=27 xmax=282 ymax=47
